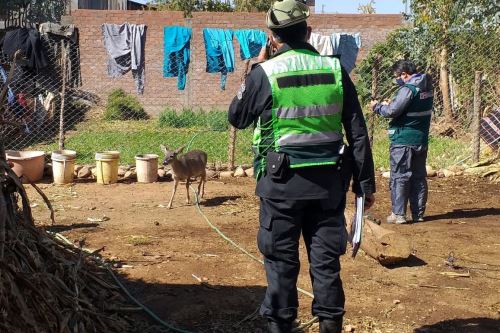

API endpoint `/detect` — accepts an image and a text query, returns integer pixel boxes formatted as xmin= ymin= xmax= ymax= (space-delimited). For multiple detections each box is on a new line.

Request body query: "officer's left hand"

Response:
xmin=364 ymin=193 xmax=375 ymax=210
xmin=369 ymin=100 xmax=378 ymax=110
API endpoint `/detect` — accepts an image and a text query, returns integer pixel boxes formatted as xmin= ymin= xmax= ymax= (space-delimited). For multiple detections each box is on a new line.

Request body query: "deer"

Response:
xmin=160 ymin=145 xmax=207 ymax=209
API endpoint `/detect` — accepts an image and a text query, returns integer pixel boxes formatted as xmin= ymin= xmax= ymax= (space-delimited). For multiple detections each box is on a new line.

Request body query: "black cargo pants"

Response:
xmin=258 ymin=195 xmax=348 ymax=323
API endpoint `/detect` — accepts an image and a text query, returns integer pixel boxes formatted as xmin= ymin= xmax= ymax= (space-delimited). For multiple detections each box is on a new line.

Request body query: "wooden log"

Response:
xmin=346 ymin=209 xmax=412 ymax=265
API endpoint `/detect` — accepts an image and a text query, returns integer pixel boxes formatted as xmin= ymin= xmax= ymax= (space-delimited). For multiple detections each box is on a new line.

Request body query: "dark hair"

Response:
xmin=392 ymin=60 xmax=418 ymax=76
xmin=271 ymin=21 xmax=308 ymax=44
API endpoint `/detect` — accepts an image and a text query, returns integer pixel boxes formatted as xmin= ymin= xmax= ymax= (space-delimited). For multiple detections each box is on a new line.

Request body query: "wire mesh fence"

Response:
xmin=355 ymin=23 xmax=500 ymax=166
xmin=1 ymin=15 xmax=499 ymax=170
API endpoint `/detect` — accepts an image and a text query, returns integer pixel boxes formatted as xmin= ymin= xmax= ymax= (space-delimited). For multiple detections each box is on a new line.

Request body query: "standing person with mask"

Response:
xmin=228 ymin=1 xmax=376 ymax=332
xmin=371 ymin=60 xmax=434 ymax=224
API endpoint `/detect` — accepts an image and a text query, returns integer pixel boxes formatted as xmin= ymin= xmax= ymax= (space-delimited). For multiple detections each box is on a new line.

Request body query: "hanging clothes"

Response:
xmin=102 ymin=23 xmax=146 ymax=94
xmin=203 ymin=28 xmax=235 ymax=90
xmin=308 ymin=32 xmax=334 ymax=56
xmin=0 ymin=64 xmax=15 ymax=106
xmin=0 ymin=28 xmax=49 ymax=72
xmin=332 ymin=33 xmax=362 ymax=74
xmin=40 ymin=22 xmax=82 ymax=89
xmin=163 ymin=26 xmax=192 ymax=91
xmin=234 ymin=29 xmax=267 ymax=60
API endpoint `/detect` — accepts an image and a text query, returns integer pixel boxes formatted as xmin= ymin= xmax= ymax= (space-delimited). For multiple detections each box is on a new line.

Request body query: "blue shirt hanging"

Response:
xmin=332 ymin=33 xmax=362 ymax=74
xmin=164 ymin=26 xmax=192 ymax=90
xmin=203 ymin=28 xmax=234 ymax=90
xmin=234 ymin=29 xmax=267 ymax=60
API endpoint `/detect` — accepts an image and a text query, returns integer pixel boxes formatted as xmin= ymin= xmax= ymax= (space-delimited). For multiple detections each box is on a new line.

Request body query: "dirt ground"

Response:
xmin=27 ymin=174 xmax=500 ymax=333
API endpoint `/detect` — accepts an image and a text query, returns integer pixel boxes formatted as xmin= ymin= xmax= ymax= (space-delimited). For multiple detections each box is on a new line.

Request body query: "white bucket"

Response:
xmin=135 ymin=154 xmax=159 ymax=183
xmin=51 ymin=150 xmax=77 ymax=184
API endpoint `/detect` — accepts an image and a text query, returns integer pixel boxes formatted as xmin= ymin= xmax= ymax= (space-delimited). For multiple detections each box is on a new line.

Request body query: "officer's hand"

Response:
xmin=257 ymin=46 xmax=267 ymax=62
xmin=364 ymin=193 xmax=375 ymax=210
xmin=369 ymin=100 xmax=378 ymax=110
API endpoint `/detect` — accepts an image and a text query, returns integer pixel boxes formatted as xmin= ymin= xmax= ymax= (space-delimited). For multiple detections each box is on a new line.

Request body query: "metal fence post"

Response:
xmin=472 ymin=71 xmax=483 ymax=163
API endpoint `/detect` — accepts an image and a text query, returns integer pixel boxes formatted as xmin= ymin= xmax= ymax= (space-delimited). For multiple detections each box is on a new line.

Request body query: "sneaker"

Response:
xmin=412 ymin=215 xmax=424 ymax=223
xmin=386 ymin=213 xmax=407 ymax=224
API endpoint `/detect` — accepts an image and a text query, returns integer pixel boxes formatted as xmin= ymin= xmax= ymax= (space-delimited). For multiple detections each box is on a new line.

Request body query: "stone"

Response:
xmin=234 ymin=166 xmax=246 ymax=177
xmin=382 ymin=171 xmax=391 ymax=178
xmin=205 ymin=169 xmax=218 ymax=179
xmin=448 ymin=164 xmax=465 ymax=173
xmin=219 ymin=171 xmax=234 ymax=178
xmin=245 ymin=167 xmax=254 ymax=178
xmin=124 ymin=170 xmax=136 ymax=179
xmin=157 ymin=168 xmax=166 ymax=178
xmin=426 ymin=165 xmax=437 ymax=177
xmin=344 ymin=324 xmax=356 ymax=332
xmin=78 ymin=166 xmax=92 ymax=179
xmin=118 ymin=166 xmax=128 ymax=177
xmin=441 ymin=169 xmax=456 ymax=178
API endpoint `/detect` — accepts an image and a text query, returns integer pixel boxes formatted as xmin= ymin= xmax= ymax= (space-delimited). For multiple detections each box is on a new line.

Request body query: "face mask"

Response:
xmin=396 ymin=78 xmax=405 ymax=86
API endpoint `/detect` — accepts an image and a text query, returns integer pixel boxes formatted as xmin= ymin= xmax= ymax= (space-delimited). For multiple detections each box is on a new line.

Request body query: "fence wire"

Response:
xmin=1 ymin=17 xmax=499 ymax=168
xmin=355 ymin=24 xmax=500 ymax=165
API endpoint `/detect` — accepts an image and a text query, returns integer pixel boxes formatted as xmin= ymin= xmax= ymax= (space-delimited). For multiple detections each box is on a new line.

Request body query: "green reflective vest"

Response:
xmin=388 ymin=83 xmax=433 ymax=145
xmin=253 ymin=49 xmax=344 ymax=179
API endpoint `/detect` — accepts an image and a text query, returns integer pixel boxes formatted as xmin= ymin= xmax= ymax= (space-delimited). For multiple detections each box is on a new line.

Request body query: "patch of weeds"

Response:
xmin=127 ymin=235 xmax=154 ymax=246
xmin=104 ymin=89 xmax=148 ymax=121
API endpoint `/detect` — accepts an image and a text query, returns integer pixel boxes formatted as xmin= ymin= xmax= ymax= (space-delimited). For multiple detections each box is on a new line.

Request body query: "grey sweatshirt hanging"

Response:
xmin=102 ymin=23 xmax=146 ymax=94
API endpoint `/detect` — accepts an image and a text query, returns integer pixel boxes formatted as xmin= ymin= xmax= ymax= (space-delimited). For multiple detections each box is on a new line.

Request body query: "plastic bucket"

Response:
xmin=51 ymin=150 xmax=77 ymax=184
xmin=6 ymin=150 xmax=45 ymax=183
xmin=135 ymin=154 xmax=159 ymax=183
xmin=95 ymin=151 xmax=120 ymax=185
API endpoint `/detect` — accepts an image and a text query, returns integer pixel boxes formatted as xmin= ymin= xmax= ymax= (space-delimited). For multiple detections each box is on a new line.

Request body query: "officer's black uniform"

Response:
xmin=228 ymin=42 xmax=375 ymax=326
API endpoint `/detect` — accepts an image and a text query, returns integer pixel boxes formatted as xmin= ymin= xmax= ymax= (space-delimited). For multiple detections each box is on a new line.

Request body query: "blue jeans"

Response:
xmin=389 ymin=145 xmax=428 ymax=217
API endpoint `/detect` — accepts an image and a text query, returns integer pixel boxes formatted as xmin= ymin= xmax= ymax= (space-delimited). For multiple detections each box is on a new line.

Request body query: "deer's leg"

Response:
xmin=185 ymin=179 xmax=191 ymax=204
xmin=199 ymin=174 xmax=206 ymax=199
xmin=167 ymin=178 xmax=179 ymax=209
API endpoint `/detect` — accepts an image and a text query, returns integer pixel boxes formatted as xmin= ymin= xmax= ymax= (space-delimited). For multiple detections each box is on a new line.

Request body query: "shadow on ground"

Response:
xmin=120 ymin=277 xmax=266 ymax=333
xmin=424 ymin=208 xmax=500 ymax=222
xmin=414 ymin=318 xmax=500 ymax=333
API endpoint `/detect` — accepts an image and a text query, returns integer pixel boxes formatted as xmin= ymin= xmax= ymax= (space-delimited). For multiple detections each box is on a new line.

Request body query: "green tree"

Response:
xmin=404 ymin=0 xmax=499 ymax=121
xmin=233 ymin=0 xmax=273 ymax=12
xmin=148 ymin=0 xmax=232 ymax=16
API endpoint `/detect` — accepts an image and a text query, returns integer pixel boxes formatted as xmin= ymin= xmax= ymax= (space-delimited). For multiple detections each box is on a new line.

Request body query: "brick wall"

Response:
xmin=72 ymin=10 xmax=403 ymax=115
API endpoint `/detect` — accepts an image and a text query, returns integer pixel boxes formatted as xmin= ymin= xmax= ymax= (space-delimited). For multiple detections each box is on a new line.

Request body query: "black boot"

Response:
xmin=267 ymin=320 xmax=293 ymax=333
xmin=319 ymin=318 xmax=343 ymax=333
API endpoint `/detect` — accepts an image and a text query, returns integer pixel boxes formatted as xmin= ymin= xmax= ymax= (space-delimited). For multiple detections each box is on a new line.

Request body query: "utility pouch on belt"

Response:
xmin=338 ymin=145 xmax=353 ymax=192
xmin=266 ymin=152 xmax=288 ymax=180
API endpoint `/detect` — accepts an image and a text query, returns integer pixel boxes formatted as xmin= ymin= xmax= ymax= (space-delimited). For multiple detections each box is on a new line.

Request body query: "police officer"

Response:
xmin=371 ymin=60 xmax=433 ymax=224
xmin=228 ymin=1 xmax=376 ymax=332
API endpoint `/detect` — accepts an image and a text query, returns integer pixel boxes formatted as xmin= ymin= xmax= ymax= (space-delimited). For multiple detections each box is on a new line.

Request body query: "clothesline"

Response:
xmin=100 ymin=23 xmax=362 ymax=93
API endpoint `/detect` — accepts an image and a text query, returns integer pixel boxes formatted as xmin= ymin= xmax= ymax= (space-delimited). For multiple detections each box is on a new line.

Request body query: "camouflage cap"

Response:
xmin=266 ymin=0 xmax=310 ymax=29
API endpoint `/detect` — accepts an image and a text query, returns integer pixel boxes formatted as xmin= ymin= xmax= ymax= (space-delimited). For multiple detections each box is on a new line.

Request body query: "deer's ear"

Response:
xmin=175 ymin=146 xmax=185 ymax=154
xmin=160 ymin=145 xmax=168 ymax=154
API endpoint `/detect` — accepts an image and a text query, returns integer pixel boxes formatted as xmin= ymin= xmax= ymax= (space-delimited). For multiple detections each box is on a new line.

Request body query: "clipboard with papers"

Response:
xmin=350 ymin=194 xmax=365 ymax=258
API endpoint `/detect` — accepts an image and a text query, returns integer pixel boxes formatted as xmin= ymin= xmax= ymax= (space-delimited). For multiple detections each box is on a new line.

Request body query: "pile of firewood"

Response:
xmin=0 ymin=150 xmax=167 ymax=333
xmin=464 ymin=155 xmax=500 ymax=183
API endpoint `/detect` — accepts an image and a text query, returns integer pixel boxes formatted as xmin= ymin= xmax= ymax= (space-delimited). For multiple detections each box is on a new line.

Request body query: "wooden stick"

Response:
xmin=472 ymin=71 xmax=482 ymax=162
xmin=59 ymin=40 xmax=68 ymax=150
